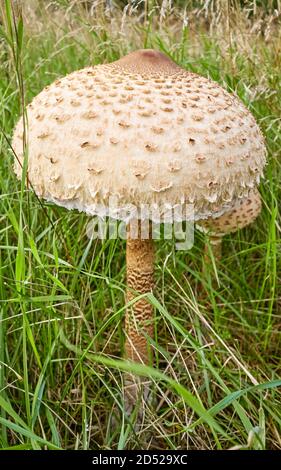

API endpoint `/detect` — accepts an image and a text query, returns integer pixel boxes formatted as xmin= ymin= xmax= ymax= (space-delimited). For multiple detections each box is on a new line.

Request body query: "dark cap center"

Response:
xmin=112 ymin=49 xmax=179 ymax=74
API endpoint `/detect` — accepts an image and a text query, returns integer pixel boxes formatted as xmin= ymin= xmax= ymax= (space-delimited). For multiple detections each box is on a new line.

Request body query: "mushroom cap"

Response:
xmin=12 ymin=49 xmax=266 ymax=222
xmin=196 ymin=188 xmax=262 ymax=237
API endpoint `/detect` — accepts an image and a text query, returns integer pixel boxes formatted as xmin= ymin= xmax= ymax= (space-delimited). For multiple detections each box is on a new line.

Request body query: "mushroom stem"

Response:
xmin=204 ymin=235 xmax=222 ymax=266
xmin=125 ymin=221 xmax=154 ymax=364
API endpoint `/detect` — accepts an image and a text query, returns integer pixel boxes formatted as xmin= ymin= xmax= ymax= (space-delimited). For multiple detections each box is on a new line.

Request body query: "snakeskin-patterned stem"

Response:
xmin=125 ymin=222 xmax=154 ymax=363
xmin=123 ymin=222 xmax=155 ymax=420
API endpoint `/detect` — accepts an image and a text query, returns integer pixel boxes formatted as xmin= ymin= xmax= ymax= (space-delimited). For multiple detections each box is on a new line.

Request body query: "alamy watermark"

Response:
xmin=86 ymin=197 xmax=195 ymax=251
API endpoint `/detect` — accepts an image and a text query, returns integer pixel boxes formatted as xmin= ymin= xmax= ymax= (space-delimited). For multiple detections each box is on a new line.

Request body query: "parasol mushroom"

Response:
xmin=12 ymin=49 xmax=266 ymax=412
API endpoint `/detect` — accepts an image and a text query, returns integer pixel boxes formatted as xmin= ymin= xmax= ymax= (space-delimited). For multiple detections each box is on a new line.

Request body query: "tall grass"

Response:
xmin=0 ymin=0 xmax=280 ymax=449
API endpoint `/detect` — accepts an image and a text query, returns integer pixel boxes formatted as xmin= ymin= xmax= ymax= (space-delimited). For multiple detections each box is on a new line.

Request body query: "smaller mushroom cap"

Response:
xmin=197 ymin=189 xmax=262 ymax=236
